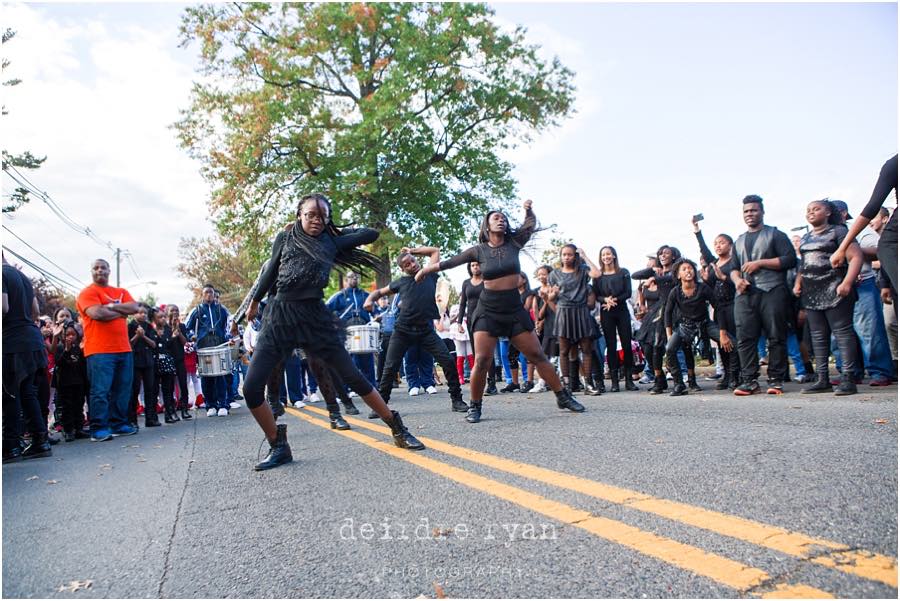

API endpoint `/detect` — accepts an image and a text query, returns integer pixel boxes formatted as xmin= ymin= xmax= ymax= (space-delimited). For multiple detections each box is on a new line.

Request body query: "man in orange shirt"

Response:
xmin=76 ymin=259 xmax=142 ymax=441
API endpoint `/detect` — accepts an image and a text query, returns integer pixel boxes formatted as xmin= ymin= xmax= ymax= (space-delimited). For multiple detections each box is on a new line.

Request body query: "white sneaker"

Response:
xmin=409 ymin=387 xmax=421 ymax=396
xmin=308 ymin=392 xmax=320 ymax=403
xmin=293 ymin=400 xmax=306 ymax=408
xmin=425 ymin=386 xmax=438 ymax=394
xmin=217 ymin=408 xmax=229 ymax=417
xmin=229 ymin=401 xmax=241 ymax=409
xmin=206 ymin=408 xmax=217 ymax=417
xmin=348 ymin=391 xmax=358 ymax=398
xmin=534 ymin=381 xmax=548 ymax=393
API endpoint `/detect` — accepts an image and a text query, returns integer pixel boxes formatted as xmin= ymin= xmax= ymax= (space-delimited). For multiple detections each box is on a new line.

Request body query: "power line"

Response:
xmin=2 ymin=225 xmax=87 ymax=285
xmin=2 ymin=245 xmax=81 ymax=295
xmin=2 ymin=166 xmax=147 ymax=280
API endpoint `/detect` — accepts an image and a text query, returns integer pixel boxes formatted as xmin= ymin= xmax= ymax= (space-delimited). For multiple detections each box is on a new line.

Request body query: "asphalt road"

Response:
xmin=3 ymin=380 xmax=897 ymax=598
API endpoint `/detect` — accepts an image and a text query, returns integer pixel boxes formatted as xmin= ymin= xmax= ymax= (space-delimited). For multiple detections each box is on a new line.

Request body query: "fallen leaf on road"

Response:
xmin=99 ymin=464 xmax=112 ymax=470
xmin=654 ymin=439 xmax=664 ymax=444
xmin=46 ymin=479 xmax=59 ymax=485
xmin=431 ymin=527 xmax=453 ymax=538
xmin=875 ymin=418 xmax=889 ymax=425
xmin=433 ymin=582 xmax=446 ymax=598
xmin=790 ymin=406 xmax=802 ymax=409
xmin=26 ymin=475 xmax=38 ymax=481
xmin=137 ymin=458 xmax=147 ymax=463
xmin=57 ymin=579 xmax=92 ymax=593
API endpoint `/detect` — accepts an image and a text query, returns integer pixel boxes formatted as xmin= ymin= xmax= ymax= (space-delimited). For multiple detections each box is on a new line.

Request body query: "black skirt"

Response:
xmin=553 ymin=305 xmax=598 ymax=341
xmin=256 ymin=296 xmax=346 ymax=355
xmin=470 ymin=288 xmax=534 ymax=338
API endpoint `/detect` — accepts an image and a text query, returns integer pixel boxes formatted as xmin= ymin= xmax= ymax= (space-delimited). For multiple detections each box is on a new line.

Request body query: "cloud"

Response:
xmin=3 ymin=3 xmax=212 ymax=307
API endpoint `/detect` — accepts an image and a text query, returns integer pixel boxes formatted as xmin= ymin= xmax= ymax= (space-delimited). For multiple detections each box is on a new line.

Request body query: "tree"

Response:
xmin=176 ymin=234 xmax=262 ymax=309
xmin=176 ymin=2 xmax=576 ymax=285
xmin=28 ymin=273 xmax=76 ymax=319
xmin=2 ymin=29 xmax=46 ymax=214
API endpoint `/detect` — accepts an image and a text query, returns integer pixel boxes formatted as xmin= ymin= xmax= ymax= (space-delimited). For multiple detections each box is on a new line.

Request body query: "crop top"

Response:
xmin=438 ymin=209 xmax=536 ymax=280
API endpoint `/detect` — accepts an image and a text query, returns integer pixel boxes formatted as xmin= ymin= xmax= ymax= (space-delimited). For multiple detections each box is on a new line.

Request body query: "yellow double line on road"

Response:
xmin=287 ymin=406 xmax=897 ymax=597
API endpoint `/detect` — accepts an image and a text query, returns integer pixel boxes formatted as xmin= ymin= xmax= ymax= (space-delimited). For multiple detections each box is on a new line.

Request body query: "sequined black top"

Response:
xmin=253 ymin=226 xmax=379 ymax=302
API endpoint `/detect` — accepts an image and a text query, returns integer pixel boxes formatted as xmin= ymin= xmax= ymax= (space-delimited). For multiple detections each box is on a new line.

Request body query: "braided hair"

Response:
xmin=288 ymin=193 xmax=383 ymax=276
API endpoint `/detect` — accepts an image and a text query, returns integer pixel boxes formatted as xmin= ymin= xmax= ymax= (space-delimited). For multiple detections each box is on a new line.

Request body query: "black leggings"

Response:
xmin=600 ymin=306 xmax=633 ymax=372
xmin=174 ymin=361 xmax=189 ymax=410
xmin=156 ymin=373 xmax=176 ymax=415
xmin=666 ymin=321 xmax=719 ymax=378
xmin=244 ymin=340 xmax=373 ymax=410
xmin=377 ymin=325 xmax=461 ymax=403
xmin=807 ymin=296 xmax=859 ymax=379
xmin=56 ymin=384 xmax=85 ymax=433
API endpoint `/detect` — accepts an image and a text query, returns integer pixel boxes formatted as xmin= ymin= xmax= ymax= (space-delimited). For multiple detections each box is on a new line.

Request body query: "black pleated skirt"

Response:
xmin=256 ymin=296 xmax=346 ymax=354
xmin=553 ymin=305 xmax=598 ymax=341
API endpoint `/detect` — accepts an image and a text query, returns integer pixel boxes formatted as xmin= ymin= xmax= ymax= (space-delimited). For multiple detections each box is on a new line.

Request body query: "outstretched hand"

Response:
xmin=523 ymin=199 xmax=533 ymax=212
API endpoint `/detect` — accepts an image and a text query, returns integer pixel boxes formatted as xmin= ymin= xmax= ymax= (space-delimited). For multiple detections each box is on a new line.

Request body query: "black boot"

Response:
xmin=624 ymin=370 xmax=638 ymax=391
xmin=687 ymin=373 xmax=702 ymax=392
xmin=670 ymin=379 xmax=688 ymax=396
xmin=649 ymin=374 xmax=667 ymax=395
xmin=342 ymin=398 xmax=360 ymax=415
xmin=569 ymin=361 xmax=583 ymax=392
xmin=3 ymin=445 xmax=23 ymax=463
xmin=451 ymin=395 xmax=469 ymax=413
xmin=21 ymin=432 xmax=52 ymax=460
xmin=801 ymin=376 xmax=833 ymax=394
xmin=715 ymin=365 xmax=730 ymax=390
xmin=485 ymin=369 xmax=498 ymax=396
xmin=555 ymin=388 xmax=586 ymax=412
xmin=329 ymin=411 xmax=350 ymax=430
xmin=384 ymin=411 xmax=425 ymax=450
xmin=595 ymin=374 xmax=606 ymax=394
xmin=584 ymin=376 xmax=602 ymax=396
xmin=466 ymin=400 xmax=483 ymax=423
xmin=609 ymin=368 xmax=620 ymax=392
xmin=164 ymin=411 xmax=177 ymax=424
xmin=180 ymin=408 xmax=193 ymax=420
xmin=834 ymin=374 xmax=858 ymax=396
xmin=254 ymin=424 xmax=293 ymax=471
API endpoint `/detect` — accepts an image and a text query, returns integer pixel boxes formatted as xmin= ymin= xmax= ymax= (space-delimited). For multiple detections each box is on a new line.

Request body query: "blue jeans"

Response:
xmin=280 ymin=353 xmax=305 ymax=403
xmin=87 ymin=352 xmax=133 ymax=433
xmin=760 ymin=333 xmax=806 ymax=376
xmin=302 ymin=359 xmax=316 ymax=394
xmin=851 ymin=278 xmax=893 ymax=379
xmin=230 ymin=361 xmax=247 ymax=399
xmin=201 ymin=375 xmax=228 ymax=410
xmin=499 ymin=338 xmax=526 ymax=383
xmin=404 ymin=345 xmax=434 ymax=389
xmin=351 ymin=353 xmax=376 ymax=388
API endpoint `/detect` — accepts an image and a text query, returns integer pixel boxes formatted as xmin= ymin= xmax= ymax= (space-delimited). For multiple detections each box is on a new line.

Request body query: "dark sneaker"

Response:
xmin=766 ymin=381 xmax=784 ymax=395
xmin=519 ymin=381 xmax=535 ymax=393
xmin=484 ymin=384 xmax=498 ymax=396
xmin=91 ymin=429 xmax=114 ymax=442
xmin=734 ymin=381 xmax=761 ymax=396
xmin=500 ymin=382 xmax=520 ymax=393
xmin=110 ymin=424 xmax=138 ymax=437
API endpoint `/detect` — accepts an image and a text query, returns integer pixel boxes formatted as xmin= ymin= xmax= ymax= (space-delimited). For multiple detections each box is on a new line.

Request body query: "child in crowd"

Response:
xmin=53 ymin=321 xmax=89 ymax=441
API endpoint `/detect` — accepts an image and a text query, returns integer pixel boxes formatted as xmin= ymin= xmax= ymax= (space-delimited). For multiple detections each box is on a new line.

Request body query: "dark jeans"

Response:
xmin=174 ymin=360 xmax=189 ymax=410
xmin=36 ymin=367 xmax=50 ymax=427
xmin=808 ymin=296 xmax=858 ymax=380
xmin=601 ymin=306 xmax=633 ymax=372
xmin=404 ymin=345 xmax=435 ymax=390
xmin=244 ymin=339 xmax=373 ymax=410
xmin=131 ymin=364 xmax=156 ymax=422
xmin=200 ymin=375 xmax=228 ymax=410
xmin=376 ymin=332 xmax=392 ymax=384
xmin=86 ymin=352 xmax=133 ymax=433
xmin=734 ymin=286 xmax=790 ymax=383
xmin=666 ymin=321 xmax=719 ymax=379
xmin=157 ymin=373 xmax=177 ymax=415
xmin=57 ymin=384 xmax=86 ymax=433
xmin=2 ymin=369 xmax=45 ymax=449
xmin=378 ymin=324 xmax=461 ymax=402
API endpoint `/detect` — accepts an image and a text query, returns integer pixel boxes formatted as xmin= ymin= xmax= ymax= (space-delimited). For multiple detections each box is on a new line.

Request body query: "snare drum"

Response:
xmin=346 ymin=323 xmax=381 ymax=354
xmin=196 ymin=343 xmax=233 ymax=377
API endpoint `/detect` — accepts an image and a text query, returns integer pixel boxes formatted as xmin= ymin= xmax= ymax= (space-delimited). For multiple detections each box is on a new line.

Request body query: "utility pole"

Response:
xmin=116 ymin=248 xmax=121 ymax=287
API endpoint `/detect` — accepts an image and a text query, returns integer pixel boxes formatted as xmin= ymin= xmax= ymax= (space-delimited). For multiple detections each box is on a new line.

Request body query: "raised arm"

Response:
xmin=833 ymin=154 xmax=897 ymax=266
xmin=419 ymin=246 xmax=478 ymax=282
xmin=512 ymin=199 xmax=537 ymax=246
xmin=694 ymin=229 xmax=716 ymax=265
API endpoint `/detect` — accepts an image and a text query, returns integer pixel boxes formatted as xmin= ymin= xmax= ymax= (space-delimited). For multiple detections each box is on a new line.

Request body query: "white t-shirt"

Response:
xmin=856 ymin=224 xmax=880 ymax=281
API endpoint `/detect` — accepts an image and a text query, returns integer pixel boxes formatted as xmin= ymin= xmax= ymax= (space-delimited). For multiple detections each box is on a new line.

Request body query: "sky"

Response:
xmin=2 ymin=1 xmax=897 ymax=309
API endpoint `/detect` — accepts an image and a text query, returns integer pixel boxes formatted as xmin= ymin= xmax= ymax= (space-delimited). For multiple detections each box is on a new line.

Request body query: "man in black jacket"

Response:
xmin=725 ymin=195 xmax=797 ymax=395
